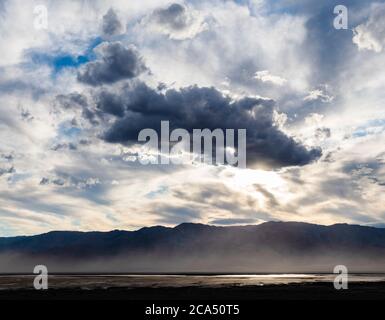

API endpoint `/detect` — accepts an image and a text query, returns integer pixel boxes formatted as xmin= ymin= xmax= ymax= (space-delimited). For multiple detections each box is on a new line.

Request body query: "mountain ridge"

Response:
xmin=2 ymin=220 xmax=380 ymax=239
xmin=1 ymin=221 xmax=385 ymax=273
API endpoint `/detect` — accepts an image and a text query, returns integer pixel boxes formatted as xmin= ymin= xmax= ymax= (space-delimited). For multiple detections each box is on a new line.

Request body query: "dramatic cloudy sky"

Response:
xmin=1 ymin=0 xmax=385 ymax=236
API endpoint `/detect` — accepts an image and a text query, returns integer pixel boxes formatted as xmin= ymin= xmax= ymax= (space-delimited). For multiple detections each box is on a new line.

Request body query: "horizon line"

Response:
xmin=1 ymin=220 xmax=384 ymax=239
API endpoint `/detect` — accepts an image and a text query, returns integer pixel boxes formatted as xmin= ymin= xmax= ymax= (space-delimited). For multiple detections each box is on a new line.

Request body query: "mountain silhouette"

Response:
xmin=1 ymin=222 xmax=385 ymax=273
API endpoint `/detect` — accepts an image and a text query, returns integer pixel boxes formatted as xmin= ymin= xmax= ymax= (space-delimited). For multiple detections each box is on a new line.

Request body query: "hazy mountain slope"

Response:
xmin=1 ymin=222 xmax=385 ymax=273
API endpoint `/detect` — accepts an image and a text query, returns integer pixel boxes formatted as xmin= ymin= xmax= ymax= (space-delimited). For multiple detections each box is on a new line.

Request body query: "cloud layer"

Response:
xmin=0 ymin=0 xmax=385 ymax=236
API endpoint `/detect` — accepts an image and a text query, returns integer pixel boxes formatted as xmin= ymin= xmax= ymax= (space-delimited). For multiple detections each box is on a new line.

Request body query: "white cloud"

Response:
xmin=304 ymin=88 xmax=333 ymax=103
xmin=352 ymin=3 xmax=385 ymax=52
xmin=133 ymin=1 xmax=310 ymax=98
xmin=254 ymin=70 xmax=287 ymax=86
xmin=305 ymin=113 xmax=324 ymax=127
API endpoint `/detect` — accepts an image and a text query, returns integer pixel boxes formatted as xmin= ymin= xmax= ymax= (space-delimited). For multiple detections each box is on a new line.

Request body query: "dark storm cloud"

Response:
xmin=96 ymin=90 xmax=125 ymax=117
xmin=151 ymin=3 xmax=190 ymax=31
xmin=93 ymin=82 xmax=321 ymax=168
xmin=77 ymin=42 xmax=147 ymax=86
xmin=102 ymin=8 xmax=123 ymax=37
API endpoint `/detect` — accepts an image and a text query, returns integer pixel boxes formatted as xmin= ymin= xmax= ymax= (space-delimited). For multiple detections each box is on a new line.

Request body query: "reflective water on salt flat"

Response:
xmin=1 ymin=273 xmax=385 ymax=290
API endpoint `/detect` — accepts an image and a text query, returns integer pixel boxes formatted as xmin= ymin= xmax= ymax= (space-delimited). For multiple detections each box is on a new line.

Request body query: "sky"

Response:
xmin=0 ymin=0 xmax=385 ymax=236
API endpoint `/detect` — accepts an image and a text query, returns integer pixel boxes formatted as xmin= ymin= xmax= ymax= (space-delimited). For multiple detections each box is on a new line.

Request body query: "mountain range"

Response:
xmin=1 ymin=221 xmax=385 ymax=273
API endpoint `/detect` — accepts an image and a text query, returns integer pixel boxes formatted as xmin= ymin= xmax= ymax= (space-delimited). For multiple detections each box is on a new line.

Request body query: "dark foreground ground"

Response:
xmin=1 ymin=282 xmax=385 ymax=300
